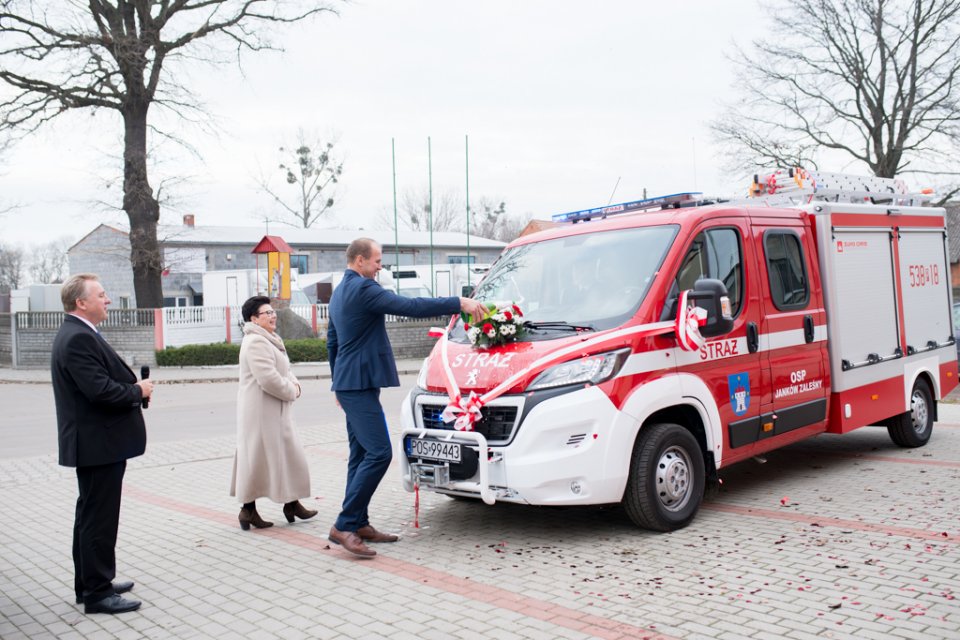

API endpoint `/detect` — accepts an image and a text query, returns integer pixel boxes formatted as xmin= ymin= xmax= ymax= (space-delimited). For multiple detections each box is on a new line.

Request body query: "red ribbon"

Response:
xmin=426 ymin=301 xmax=706 ymax=431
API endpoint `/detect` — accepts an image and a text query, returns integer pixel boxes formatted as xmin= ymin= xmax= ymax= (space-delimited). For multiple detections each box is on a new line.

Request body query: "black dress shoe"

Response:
xmin=85 ymin=594 xmax=141 ymax=614
xmin=76 ymin=580 xmax=135 ymax=604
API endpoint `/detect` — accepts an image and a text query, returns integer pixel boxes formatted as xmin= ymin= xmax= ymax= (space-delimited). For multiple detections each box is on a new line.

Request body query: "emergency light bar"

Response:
xmin=552 ymin=192 xmax=705 ymax=223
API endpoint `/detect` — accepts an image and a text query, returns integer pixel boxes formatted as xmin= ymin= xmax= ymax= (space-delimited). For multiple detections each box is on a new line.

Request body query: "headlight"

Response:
xmin=527 ymin=348 xmax=631 ymax=391
xmin=416 ymin=356 xmax=430 ymax=389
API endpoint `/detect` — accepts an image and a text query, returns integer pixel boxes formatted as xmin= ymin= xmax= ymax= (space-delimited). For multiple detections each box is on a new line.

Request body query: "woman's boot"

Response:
xmin=283 ymin=500 xmax=318 ymax=523
xmin=238 ymin=504 xmax=274 ymax=530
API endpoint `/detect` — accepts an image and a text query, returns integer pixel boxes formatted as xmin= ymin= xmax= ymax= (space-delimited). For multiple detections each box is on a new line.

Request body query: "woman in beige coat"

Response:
xmin=230 ymin=296 xmax=317 ymax=530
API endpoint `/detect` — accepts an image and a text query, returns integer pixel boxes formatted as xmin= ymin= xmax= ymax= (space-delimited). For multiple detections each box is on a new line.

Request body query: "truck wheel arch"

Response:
xmin=618 ymin=373 xmax=724 ymax=457
xmin=901 ymin=360 xmax=940 ymax=420
xmin=613 ymin=373 xmax=723 ymax=500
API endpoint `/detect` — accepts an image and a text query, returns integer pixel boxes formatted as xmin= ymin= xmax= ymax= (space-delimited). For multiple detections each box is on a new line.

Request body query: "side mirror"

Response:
xmin=688 ymin=278 xmax=734 ymax=337
xmin=461 ymin=285 xmax=474 ymax=297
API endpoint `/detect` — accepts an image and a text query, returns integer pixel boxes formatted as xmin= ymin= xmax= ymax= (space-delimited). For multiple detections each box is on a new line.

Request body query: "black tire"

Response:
xmin=623 ymin=423 xmax=705 ymax=532
xmin=887 ymin=378 xmax=934 ymax=448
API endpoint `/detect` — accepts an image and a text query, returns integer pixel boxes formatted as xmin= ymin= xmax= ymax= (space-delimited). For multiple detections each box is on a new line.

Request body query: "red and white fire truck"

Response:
xmin=399 ymin=169 xmax=958 ymax=531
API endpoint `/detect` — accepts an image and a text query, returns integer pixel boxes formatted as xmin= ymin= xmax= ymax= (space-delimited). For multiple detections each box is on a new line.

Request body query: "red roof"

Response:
xmin=251 ymin=235 xmax=294 ymax=254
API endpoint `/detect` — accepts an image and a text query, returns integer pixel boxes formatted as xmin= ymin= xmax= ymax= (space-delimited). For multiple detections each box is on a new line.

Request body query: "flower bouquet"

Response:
xmin=461 ymin=301 xmax=526 ymax=349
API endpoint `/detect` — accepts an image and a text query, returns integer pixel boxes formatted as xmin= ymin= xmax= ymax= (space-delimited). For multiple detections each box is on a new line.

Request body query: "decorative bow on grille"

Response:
xmin=441 ymin=391 xmax=484 ymax=431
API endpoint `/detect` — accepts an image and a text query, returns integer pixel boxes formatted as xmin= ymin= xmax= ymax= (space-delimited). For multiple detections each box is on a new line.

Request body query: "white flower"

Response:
xmin=500 ymin=325 xmax=511 ymax=336
xmin=467 ymin=327 xmax=481 ymax=343
xmin=492 ymin=313 xmax=507 ymax=322
xmin=486 ymin=328 xmax=497 ymax=338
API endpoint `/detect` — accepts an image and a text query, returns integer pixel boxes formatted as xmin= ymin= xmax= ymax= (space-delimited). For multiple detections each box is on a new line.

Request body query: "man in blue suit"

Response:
xmin=327 ymin=238 xmax=485 ymax=557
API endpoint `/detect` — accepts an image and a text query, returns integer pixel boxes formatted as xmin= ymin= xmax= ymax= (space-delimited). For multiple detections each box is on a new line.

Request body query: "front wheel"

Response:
xmin=887 ymin=378 xmax=934 ymax=447
xmin=623 ymin=423 xmax=705 ymax=532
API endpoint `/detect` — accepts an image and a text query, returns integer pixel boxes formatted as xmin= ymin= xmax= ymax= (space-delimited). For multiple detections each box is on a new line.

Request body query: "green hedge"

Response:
xmin=284 ymin=338 xmax=328 ymax=363
xmin=156 ymin=338 xmax=327 ymax=367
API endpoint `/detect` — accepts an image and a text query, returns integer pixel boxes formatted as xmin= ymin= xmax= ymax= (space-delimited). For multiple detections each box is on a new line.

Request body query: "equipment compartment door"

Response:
xmin=897 ymin=229 xmax=953 ymax=355
xmin=829 ymin=229 xmax=902 ymax=370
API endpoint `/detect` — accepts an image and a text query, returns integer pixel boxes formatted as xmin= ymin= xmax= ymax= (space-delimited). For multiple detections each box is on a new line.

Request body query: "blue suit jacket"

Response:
xmin=328 ymin=269 xmax=460 ymax=391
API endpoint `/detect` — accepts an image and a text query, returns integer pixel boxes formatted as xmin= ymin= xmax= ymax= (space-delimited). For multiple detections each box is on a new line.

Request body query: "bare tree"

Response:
xmin=470 ymin=198 xmax=530 ymax=242
xmin=0 ymin=1 xmax=339 ymax=307
xmin=381 ymin=187 xmax=466 ymax=232
xmin=712 ymin=0 xmax=960 ymax=202
xmin=259 ymin=132 xmax=344 ymax=228
xmin=378 ymin=191 xmax=530 ymax=241
xmin=0 ymin=242 xmax=25 ymax=290
xmin=471 ymin=198 xmax=508 ymax=240
xmin=29 ymin=237 xmax=71 ymax=284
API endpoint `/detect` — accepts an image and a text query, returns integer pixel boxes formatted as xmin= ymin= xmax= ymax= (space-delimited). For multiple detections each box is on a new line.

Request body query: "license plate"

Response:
xmin=406 ymin=438 xmax=462 ymax=463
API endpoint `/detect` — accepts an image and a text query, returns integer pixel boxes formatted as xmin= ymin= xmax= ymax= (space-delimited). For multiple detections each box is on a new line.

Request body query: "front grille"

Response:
xmin=420 ymin=403 xmax=519 ymax=441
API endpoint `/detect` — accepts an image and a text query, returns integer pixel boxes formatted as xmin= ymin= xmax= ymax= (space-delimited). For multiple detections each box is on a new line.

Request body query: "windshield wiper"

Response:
xmin=523 ymin=320 xmax=595 ymax=332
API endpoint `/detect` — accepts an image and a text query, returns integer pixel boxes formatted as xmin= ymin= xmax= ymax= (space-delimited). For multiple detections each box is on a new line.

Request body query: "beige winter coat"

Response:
xmin=230 ymin=322 xmax=311 ymax=504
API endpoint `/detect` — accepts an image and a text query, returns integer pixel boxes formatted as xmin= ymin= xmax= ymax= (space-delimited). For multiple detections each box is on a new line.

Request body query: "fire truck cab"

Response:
xmin=399 ymin=170 xmax=958 ymax=531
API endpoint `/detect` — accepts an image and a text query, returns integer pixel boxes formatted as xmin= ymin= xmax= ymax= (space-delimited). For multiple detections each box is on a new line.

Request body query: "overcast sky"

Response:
xmin=0 ymin=0 xmax=767 ymax=248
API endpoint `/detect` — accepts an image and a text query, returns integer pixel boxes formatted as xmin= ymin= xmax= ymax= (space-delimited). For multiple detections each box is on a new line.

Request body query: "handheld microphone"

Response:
xmin=140 ymin=365 xmax=150 ymax=409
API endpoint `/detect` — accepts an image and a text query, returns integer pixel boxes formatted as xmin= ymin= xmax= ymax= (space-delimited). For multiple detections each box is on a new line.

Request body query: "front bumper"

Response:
xmin=398 ymin=385 xmax=631 ymax=506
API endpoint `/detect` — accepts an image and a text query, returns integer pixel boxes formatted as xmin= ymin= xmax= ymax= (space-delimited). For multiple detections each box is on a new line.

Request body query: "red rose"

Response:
xmin=503 ymin=310 xmax=513 ymax=321
xmin=512 ymin=304 xmax=523 ymax=316
xmin=482 ymin=322 xmax=494 ymax=333
xmin=464 ymin=322 xmax=470 ymax=329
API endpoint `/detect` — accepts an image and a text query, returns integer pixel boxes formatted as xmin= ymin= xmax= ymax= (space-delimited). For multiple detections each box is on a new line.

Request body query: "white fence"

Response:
xmin=160 ymin=304 xmax=330 ymax=349
xmin=13 ymin=304 xmax=433 ymax=351
xmin=16 ymin=309 xmax=155 ymax=329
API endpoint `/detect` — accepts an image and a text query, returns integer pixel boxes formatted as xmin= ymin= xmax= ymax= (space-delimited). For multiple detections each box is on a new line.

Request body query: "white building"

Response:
xmin=68 ymin=215 xmax=506 ymax=307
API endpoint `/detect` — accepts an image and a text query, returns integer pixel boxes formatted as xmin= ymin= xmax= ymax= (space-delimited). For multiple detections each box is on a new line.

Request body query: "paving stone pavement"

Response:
xmin=2 ymin=405 xmax=959 ymax=638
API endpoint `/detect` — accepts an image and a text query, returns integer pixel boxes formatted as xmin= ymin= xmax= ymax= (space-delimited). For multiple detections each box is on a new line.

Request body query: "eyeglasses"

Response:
xmin=256 ymin=310 xmax=277 ymax=317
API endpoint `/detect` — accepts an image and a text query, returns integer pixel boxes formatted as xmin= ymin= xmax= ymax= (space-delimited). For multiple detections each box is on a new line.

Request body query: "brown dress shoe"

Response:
xmin=357 ymin=525 xmax=399 ymax=543
xmin=328 ymin=526 xmax=376 ymax=557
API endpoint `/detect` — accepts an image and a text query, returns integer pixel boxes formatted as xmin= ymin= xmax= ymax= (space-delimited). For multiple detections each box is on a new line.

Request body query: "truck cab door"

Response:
xmin=752 ymin=224 xmax=829 ymax=452
xmin=662 ymin=218 xmax=764 ymax=466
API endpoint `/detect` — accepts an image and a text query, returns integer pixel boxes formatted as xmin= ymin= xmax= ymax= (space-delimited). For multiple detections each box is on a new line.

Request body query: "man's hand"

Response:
xmin=459 ymin=297 xmax=487 ymax=323
xmin=137 ymin=379 xmax=154 ymax=399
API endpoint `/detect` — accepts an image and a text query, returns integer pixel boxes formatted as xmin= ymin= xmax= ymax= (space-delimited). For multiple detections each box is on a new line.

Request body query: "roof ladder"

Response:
xmin=747 ymin=167 xmax=932 ymax=207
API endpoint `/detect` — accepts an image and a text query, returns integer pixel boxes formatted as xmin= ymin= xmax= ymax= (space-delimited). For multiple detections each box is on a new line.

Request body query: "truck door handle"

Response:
xmin=804 ymin=315 xmax=815 ymax=344
xmin=747 ymin=322 xmax=759 ymax=353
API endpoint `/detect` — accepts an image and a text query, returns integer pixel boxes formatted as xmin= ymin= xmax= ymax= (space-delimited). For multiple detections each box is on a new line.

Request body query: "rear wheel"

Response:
xmin=887 ymin=378 xmax=934 ymax=448
xmin=623 ymin=423 xmax=705 ymax=531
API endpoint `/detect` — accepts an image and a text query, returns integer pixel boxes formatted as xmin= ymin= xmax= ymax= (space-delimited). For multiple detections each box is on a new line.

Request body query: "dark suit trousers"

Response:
xmin=334 ymin=389 xmax=394 ymax=532
xmin=74 ymin=461 xmax=126 ymax=604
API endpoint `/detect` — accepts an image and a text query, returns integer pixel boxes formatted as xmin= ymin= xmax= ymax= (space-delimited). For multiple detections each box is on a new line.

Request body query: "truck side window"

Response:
xmin=663 ymin=228 xmax=743 ymax=320
xmin=764 ymin=231 xmax=809 ymax=310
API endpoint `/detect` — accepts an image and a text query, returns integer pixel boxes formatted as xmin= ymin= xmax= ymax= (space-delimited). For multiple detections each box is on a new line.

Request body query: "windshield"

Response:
xmin=470 ymin=224 xmax=678 ymax=334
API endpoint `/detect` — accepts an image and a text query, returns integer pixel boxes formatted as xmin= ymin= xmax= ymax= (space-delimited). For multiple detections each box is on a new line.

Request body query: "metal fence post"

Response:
xmin=11 ymin=312 xmax=18 ymax=369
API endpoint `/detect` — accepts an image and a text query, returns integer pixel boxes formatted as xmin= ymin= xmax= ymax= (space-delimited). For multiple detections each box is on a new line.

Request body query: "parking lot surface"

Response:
xmin=1 ymin=374 xmax=958 ymax=639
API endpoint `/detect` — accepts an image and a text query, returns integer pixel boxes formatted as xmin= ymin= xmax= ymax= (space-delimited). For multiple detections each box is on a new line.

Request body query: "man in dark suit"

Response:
xmin=327 ymin=238 xmax=485 ymax=557
xmin=52 ymin=274 xmax=154 ymax=614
